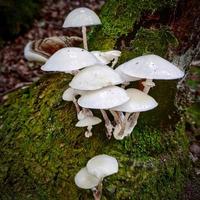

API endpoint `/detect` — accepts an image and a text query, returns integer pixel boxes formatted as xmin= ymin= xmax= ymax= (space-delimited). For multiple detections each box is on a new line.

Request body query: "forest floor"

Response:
xmin=0 ymin=0 xmax=199 ymax=199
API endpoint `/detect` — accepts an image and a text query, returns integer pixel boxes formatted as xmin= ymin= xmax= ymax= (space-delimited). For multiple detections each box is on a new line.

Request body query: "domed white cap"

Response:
xmin=91 ymin=51 xmax=110 ymax=65
xmin=111 ymin=88 xmax=158 ymax=112
xmin=63 ymin=7 xmax=101 ymax=28
xmin=41 ymin=47 xmax=100 ymax=72
xmin=115 ymin=65 xmax=140 ymax=82
xmin=76 ymin=116 xmax=102 ymax=127
xmin=119 ymin=54 xmax=184 ymax=80
xmin=86 ymin=154 xmax=118 ymax=179
xmin=69 ymin=65 xmax=124 ymax=90
xmin=75 ymin=167 xmax=99 ymax=189
xmin=62 ymin=88 xmax=85 ymax=101
xmin=78 ymin=86 xmax=129 ymax=109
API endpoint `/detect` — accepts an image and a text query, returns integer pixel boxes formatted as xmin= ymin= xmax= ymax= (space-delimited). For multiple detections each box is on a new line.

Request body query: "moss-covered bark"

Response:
xmin=0 ymin=0 xmax=195 ymax=199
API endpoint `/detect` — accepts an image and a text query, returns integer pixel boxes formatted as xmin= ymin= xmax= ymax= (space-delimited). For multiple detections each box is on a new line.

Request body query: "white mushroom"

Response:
xmin=24 ymin=41 xmax=48 ymax=63
xmin=76 ymin=116 xmax=102 ymax=138
xmin=75 ymin=167 xmax=99 ymax=189
xmin=86 ymin=154 xmax=118 ymax=200
xmin=78 ymin=86 xmax=129 ymax=138
xmin=41 ymin=47 xmax=100 ymax=74
xmin=69 ymin=65 xmax=123 ymax=90
xmin=118 ymin=54 xmax=184 ymax=132
xmin=111 ymin=89 xmax=158 ymax=139
xmin=115 ymin=65 xmax=140 ymax=88
xmin=63 ymin=7 xmax=101 ymax=50
xmin=91 ymin=50 xmax=121 ymax=68
xmin=86 ymin=154 xmax=119 ymax=180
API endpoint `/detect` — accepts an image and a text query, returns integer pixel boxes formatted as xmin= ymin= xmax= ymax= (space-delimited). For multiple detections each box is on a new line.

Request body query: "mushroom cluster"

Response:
xmin=75 ymin=154 xmax=118 ymax=200
xmin=24 ymin=7 xmax=185 ymax=140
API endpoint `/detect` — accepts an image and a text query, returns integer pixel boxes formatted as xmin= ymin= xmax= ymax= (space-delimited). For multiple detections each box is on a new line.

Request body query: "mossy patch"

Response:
xmin=0 ymin=74 xmax=189 ymax=199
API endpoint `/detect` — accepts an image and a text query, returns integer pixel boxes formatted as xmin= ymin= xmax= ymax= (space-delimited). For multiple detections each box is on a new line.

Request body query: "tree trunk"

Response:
xmin=0 ymin=0 xmax=199 ymax=199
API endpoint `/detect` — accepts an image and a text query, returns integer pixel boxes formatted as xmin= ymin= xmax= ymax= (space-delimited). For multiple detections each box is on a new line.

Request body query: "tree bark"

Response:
xmin=0 ymin=0 xmax=199 ymax=199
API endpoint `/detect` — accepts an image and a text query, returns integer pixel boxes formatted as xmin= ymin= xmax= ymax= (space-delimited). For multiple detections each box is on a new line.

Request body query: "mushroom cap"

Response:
xmin=63 ymin=7 xmax=101 ymax=28
xmin=41 ymin=47 xmax=100 ymax=72
xmin=86 ymin=154 xmax=118 ymax=179
xmin=91 ymin=51 xmax=110 ymax=64
xmin=119 ymin=54 xmax=184 ymax=80
xmin=115 ymin=65 xmax=140 ymax=82
xmin=78 ymin=86 xmax=129 ymax=109
xmin=111 ymin=88 xmax=158 ymax=112
xmin=69 ymin=65 xmax=124 ymax=90
xmin=91 ymin=50 xmax=121 ymax=65
xmin=24 ymin=41 xmax=48 ymax=63
xmin=76 ymin=116 xmax=102 ymax=127
xmin=62 ymin=88 xmax=85 ymax=101
xmin=74 ymin=167 xmax=99 ymax=189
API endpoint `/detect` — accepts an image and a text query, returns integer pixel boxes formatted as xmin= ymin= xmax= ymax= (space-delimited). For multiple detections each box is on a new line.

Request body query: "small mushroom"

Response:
xmin=41 ymin=47 xmax=100 ymax=75
xmin=86 ymin=154 xmax=118 ymax=200
xmin=87 ymin=154 xmax=119 ymax=180
xmin=69 ymin=65 xmax=123 ymax=90
xmin=76 ymin=116 xmax=102 ymax=138
xmin=78 ymin=86 xmax=129 ymax=138
xmin=63 ymin=7 xmax=101 ymax=50
xmin=91 ymin=50 xmax=121 ymax=68
xmin=75 ymin=167 xmax=100 ymax=192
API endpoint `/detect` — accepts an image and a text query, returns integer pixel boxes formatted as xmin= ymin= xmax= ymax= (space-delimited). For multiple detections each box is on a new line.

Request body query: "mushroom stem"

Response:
xmin=113 ymin=112 xmax=131 ymax=140
xmin=125 ymin=112 xmax=140 ymax=135
xmin=111 ymin=57 xmax=118 ymax=68
xmin=142 ymin=79 xmax=155 ymax=94
xmin=85 ymin=125 xmax=93 ymax=138
xmin=82 ymin=26 xmax=88 ymax=50
xmin=100 ymin=109 xmax=113 ymax=139
xmin=109 ymin=110 xmax=124 ymax=125
xmin=72 ymin=98 xmax=81 ymax=114
xmin=127 ymin=79 xmax=155 ymax=133
xmin=92 ymin=182 xmax=102 ymax=200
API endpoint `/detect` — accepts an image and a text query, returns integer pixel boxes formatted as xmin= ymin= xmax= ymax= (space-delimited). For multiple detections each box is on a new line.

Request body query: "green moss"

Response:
xmin=0 ymin=74 xmax=189 ymax=199
xmin=89 ymin=0 xmax=176 ymax=50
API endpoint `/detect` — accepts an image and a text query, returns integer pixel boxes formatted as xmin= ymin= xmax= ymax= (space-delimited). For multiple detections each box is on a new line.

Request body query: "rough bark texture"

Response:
xmin=1 ymin=0 xmax=199 ymax=199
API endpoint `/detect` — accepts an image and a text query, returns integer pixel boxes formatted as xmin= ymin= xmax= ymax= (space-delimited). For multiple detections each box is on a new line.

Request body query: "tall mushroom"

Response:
xmin=118 ymin=54 xmax=184 ymax=132
xmin=63 ymin=7 xmax=101 ymax=50
xmin=76 ymin=116 xmax=102 ymax=138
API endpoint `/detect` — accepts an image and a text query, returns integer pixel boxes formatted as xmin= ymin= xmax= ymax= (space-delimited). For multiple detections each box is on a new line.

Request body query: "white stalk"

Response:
xmin=100 ymin=109 xmax=114 ymax=139
xmin=92 ymin=181 xmax=102 ymax=200
xmin=72 ymin=97 xmax=81 ymax=115
xmin=113 ymin=112 xmax=131 ymax=140
xmin=82 ymin=26 xmax=88 ymax=50
xmin=85 ymin=125 xmax=93 ymax=138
